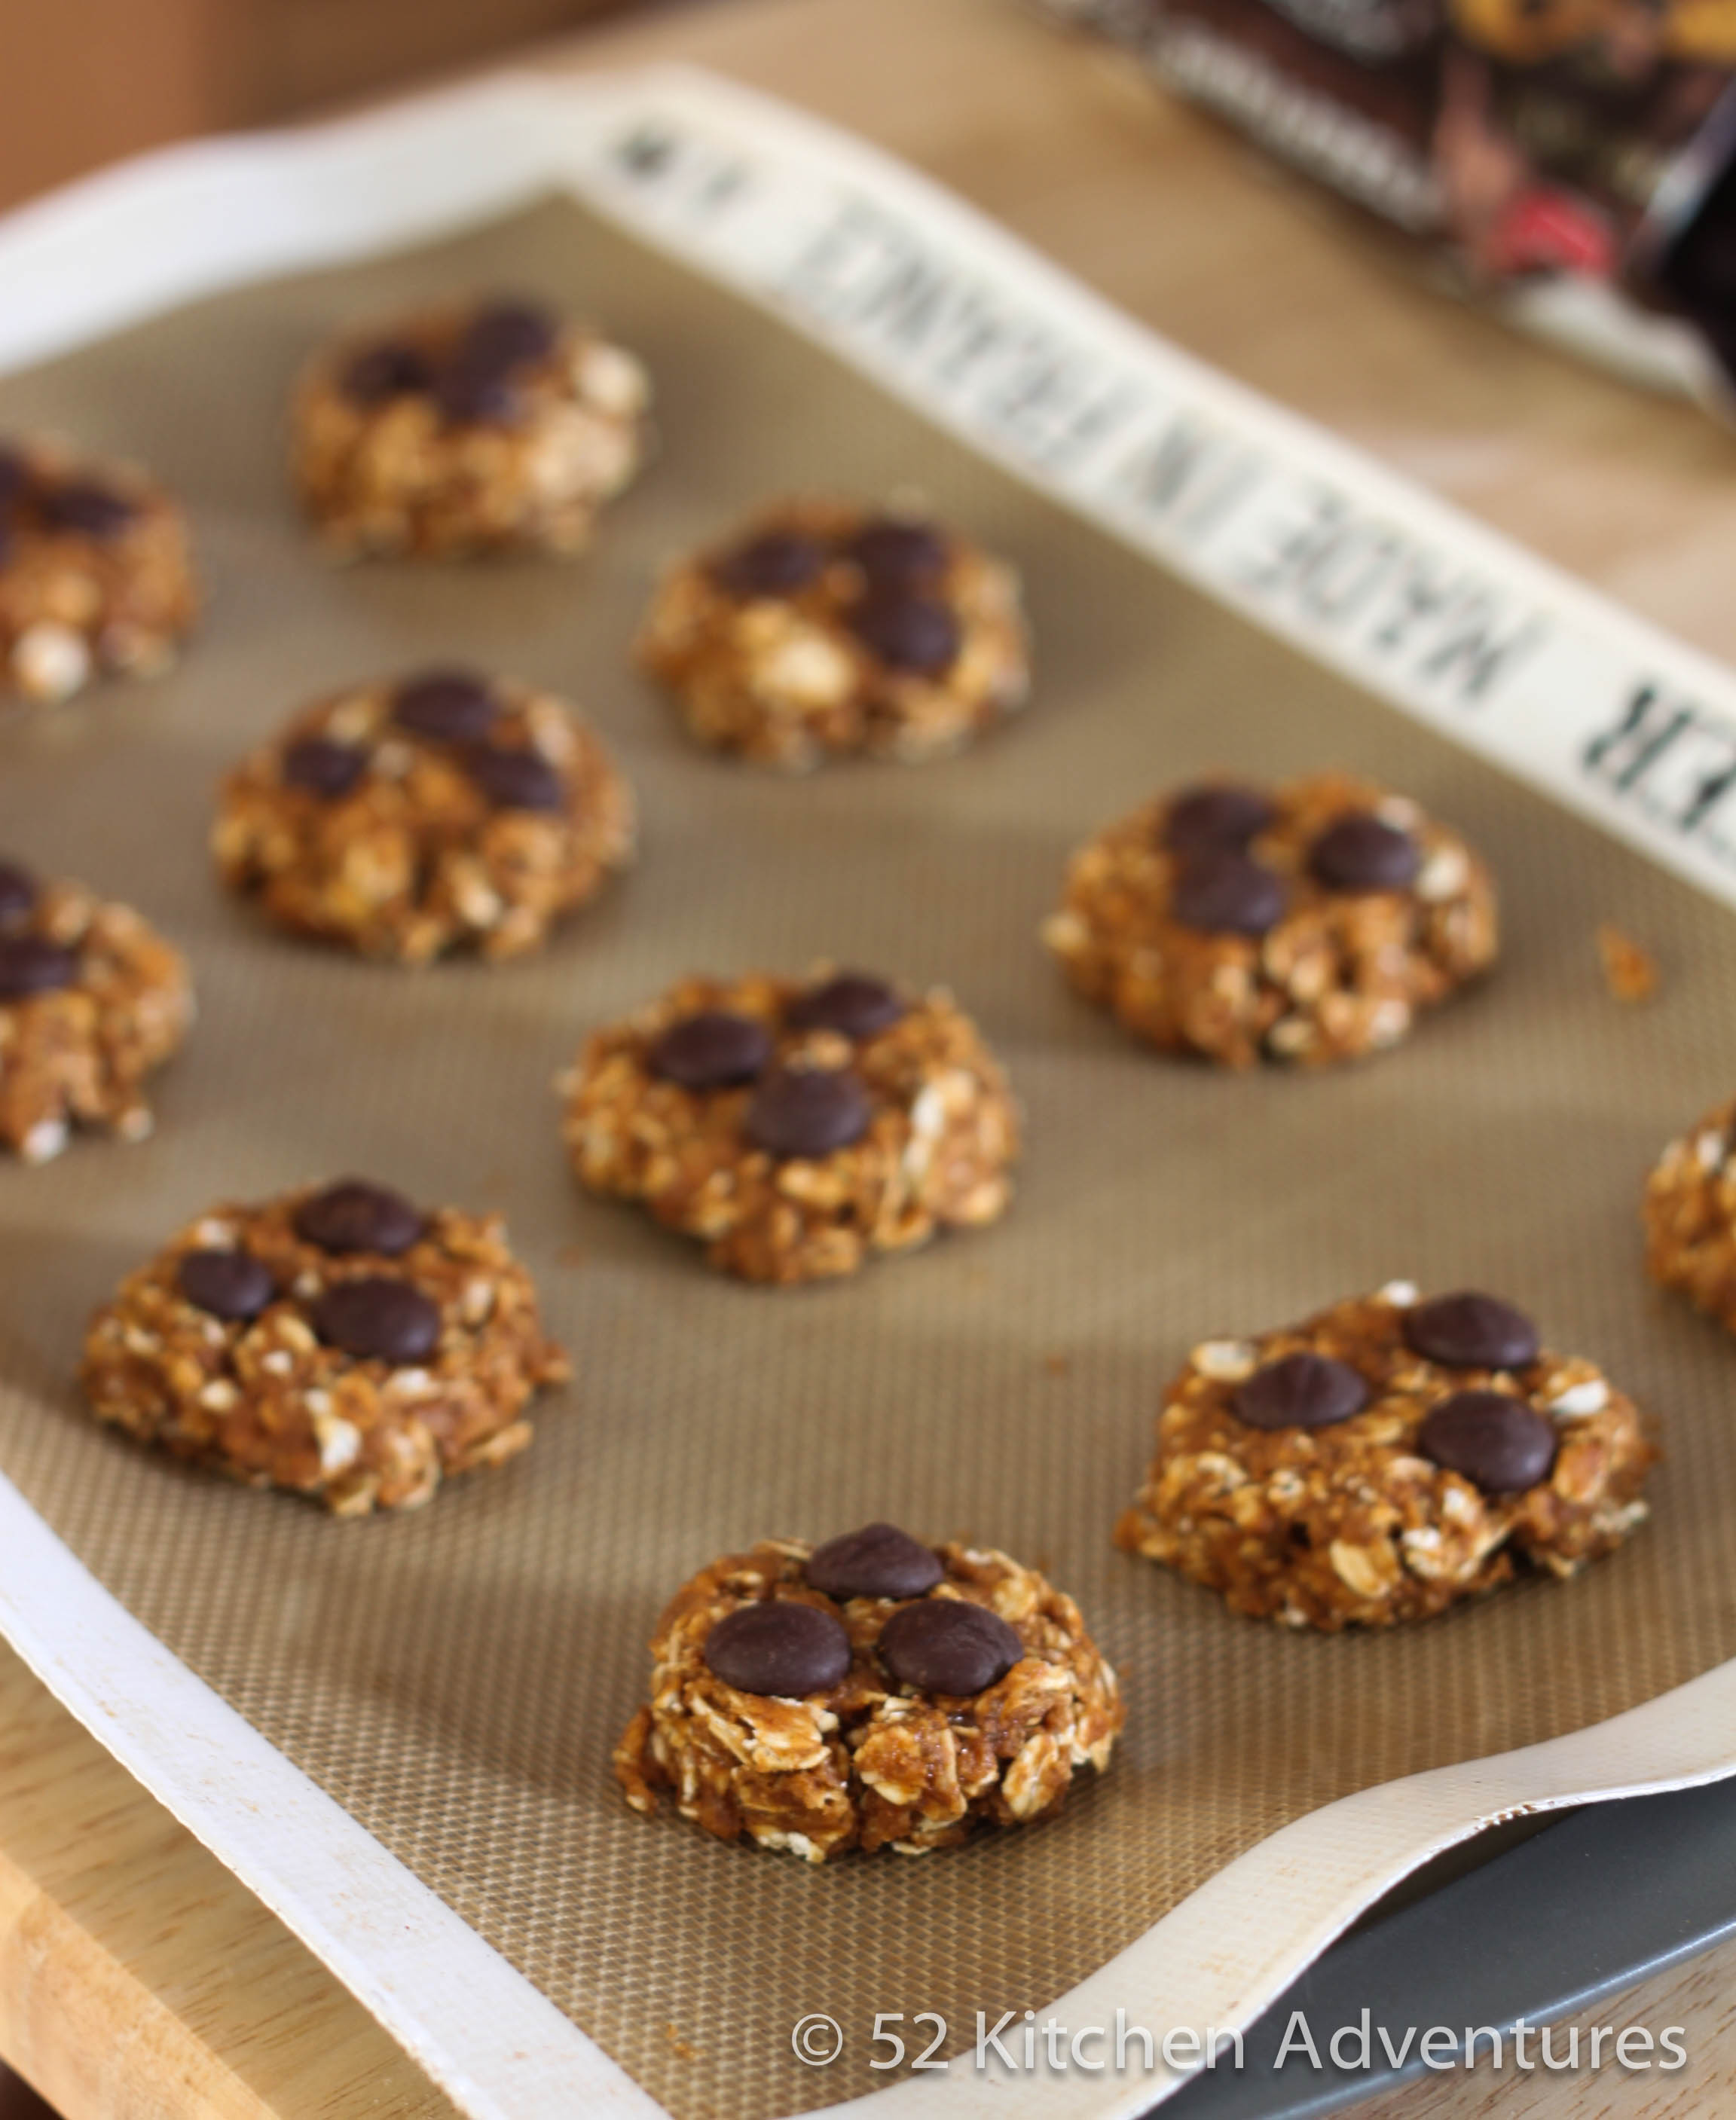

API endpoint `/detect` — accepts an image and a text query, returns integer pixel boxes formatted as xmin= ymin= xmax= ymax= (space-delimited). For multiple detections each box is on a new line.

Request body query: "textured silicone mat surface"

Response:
xmin=0 ymin=198 xmax=1734 ymax=2120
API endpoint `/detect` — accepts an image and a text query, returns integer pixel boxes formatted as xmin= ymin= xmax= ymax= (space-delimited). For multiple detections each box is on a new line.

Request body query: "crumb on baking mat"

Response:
xmin=1596 ymin=924 xmax=1659 ymax=1005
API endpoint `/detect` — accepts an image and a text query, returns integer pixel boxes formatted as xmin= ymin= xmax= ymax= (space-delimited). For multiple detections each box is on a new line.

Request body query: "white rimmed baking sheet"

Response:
xmin=0 ymin=66 xmax=1733 ymax=2120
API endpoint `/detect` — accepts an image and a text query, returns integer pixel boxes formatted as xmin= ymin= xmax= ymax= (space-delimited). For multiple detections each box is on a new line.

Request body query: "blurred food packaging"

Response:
xmin=1036 ymin=0 xmax=1736 ymax=411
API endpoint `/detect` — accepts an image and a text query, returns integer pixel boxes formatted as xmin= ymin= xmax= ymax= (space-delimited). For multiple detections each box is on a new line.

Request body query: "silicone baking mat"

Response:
xmin=1 ymin=68 xmax=1734 ymax=2120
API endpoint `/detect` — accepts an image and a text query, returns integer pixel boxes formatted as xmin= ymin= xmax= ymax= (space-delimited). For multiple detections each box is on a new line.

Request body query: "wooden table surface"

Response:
xmin=5 ymin=1 xmax=1736 ymax=2115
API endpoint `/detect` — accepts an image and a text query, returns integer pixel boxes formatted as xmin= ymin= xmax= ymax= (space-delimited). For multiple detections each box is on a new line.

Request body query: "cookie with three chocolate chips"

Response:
xmin=212 ymin=669 xmax=635 ymax=964
xmin=1118 ymin=1284 xmax=1655 ymax=1629
xmin=0 ymin=438 xmax=197 ymax=702
xmin=0 ymin=857 xmax=191 ymax=1163
xmin=80 ymin=1178 xmax=568 ymax=1515
xmin=290 ymin=296 xmax=651 ymax=558
xmin=559 ymin=967 xmax=1019 ymax=1282
xmin=1641 ymin=1093 xmax=1736 ymax=1336
xmin=1045 ymin=770 xmax=1498 ymax=1066
xmin=634 ymin=496 xmax=1031 ymax=768
xmin=614 ymin=1529 xmax=1121 ymax=1860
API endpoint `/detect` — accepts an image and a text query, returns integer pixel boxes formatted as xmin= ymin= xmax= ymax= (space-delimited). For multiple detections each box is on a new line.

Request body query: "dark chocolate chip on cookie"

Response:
xmin=805 ymin=1523 xmax=943 ymax=1602
xmin=704 ymin=1600 xmax=852 ymax=1697
xmin=293 ymin=1180 xmax=426 ymax=1258
xmin=744 ymin=1065 xmax=872 ymax=1159
xmin=879 ymin=1599 xmax=1022 ymax=1696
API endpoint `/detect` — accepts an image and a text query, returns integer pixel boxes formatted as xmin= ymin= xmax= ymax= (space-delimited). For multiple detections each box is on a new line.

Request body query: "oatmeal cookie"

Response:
xmin=634 ymin=499 xmax=1030 ymax=768
xmin=1044 ymin=772 xmax=1498 ymax=1066
xmin=0 ymin=858 xmax=191 ymax=1162
xmin=559 ymin=969 xmax=1019 ymax=1283
xmin=212 ymin=667 xmax=634 ymax=964
xmin=291 ymin=297 xmax=650 ymax=558
xmin=1642 ymin=1095 xmax=1736 ymax=1329
xmin=0 ymin=438 xmax=195 ymax=701
xmin=1117 ymin=1285 xmax=1654 ymax=1629
xmin=81 ymin=1178 xmax=568 ymax=1515
xmin=614 ymin=1526 xmax=1121 ymax=1861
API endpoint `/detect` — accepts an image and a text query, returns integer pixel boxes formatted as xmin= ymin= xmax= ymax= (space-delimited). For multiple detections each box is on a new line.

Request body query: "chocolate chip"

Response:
xmin=849 ymin=593 xmax=961 ymax=675
xmin=704 ymin=1600 xmax=851 ymax=1697
xmin=393 ymin=669 xmax=499 ymax=744
xmin=711 ymin=530 xmax=829 ymax=599
xmin=805 ymin=1523 xmax=943 ymax=1602
xmin=464 ymin=745 xmax=564 ymax=813
xmin=0 ymin=861 xmax=38 ymax=926
xmin=432 ymin=303 xmax=556 ymax=428
xmin=177 ymin=1248 xmax=275 ymax=1323
xmin=432 ymin=356 xmax=521 ymax=426
xmin=341 ymin=340 xmax=433 ymax=405
xmin=310 ymin=1277 xmax=442 ymax=1364
xmin=649 ymin=1011 xmax=773 ymax=1091
xmin=744 ymin=1065 xmax=871 ymax=1159
xmin=1233 ymin=1352 xmax=1369 ymax=1431
xmin=0 ymin=936 xmax=77 ymax=1000
xmin=785 ymin=973 xmax=906 ymax=1040
xmin=1309 ymin=814 xmax=1422 ymax=894
xmin=1403 ymin=1293 xmax=1540 ymax=1371
xmin=282 ymin=736 xmax=368 ymax=801
xmin=1419 ymin=1390 xmax=1557 ymax=1495
xmin=1162 ymin=784 xmax=1277 ymax=855
xmin=458 ymin=300 xmax=558 ymax=371
xmin=38 ymin=479 xmax=136 ymax=539
xmin=879 ymin=1598 xmax=1022 ymax=1696
xmin=845 ymin=518 xmax=949 ymax=589
xmin=1169 ymin=849 xmax=1286 ymax=936
xmin=292 ymin=1180 xmax=425 ymax=1257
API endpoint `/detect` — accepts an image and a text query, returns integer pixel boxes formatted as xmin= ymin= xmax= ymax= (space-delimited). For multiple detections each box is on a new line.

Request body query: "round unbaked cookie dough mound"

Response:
xmin=1044 ymin=771 xmax=1498 ymax=1067
xmin=634 ymin=498 xmax=1031 ymax=768
xmin=613 ymin=1526 xmax=1122 ymax=1861
xmin=1643 ymin=1095 xmax=1736 ymax=1329
xmin=81 ymin=1178 xmax=569 ymax=1515
xmin=0 ymin=857 xmax=191 ymax=1163
xmin=1117 ymin=1285 xmax=1655 ymax=1630
xmin=559 ymin=968 xmax=1019 ymax=1283
xmin=291 ymin=296 xmax=651 ymax=558
xmin=0 ymin=438 xmax=196 ymax=702
xmin=213 ymin=667 xmax=635 ymax=964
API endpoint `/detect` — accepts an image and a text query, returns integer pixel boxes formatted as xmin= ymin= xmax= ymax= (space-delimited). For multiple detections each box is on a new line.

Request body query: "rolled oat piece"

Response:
xmin=1643 ymin=1096 xmax=1736 ymax=1328
xmin=614 ymin=1526 xmax=1122 ymax=1861
xmin=1044 ymin=772 xmax=1497 ymax=1066
xmin=0 ymin=438 xmax=196 ymax=702
xmin=0 ymin=857 xmax=191 ymax=1163
xmin=81 ymin=1178 xmax=569 ymax=1516
xmin=559 ymin=969 xmax=1019 ymax=1283
xmin=634 ymin=499 xmax=1030 ymax=768
xmin=213 ymin=668 xmax=634 ymax=964
xmin=1117 ymin=1285 xmax=1655 ymax=1630
xmin=291 ymin=297 xmax=651 ymax=559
